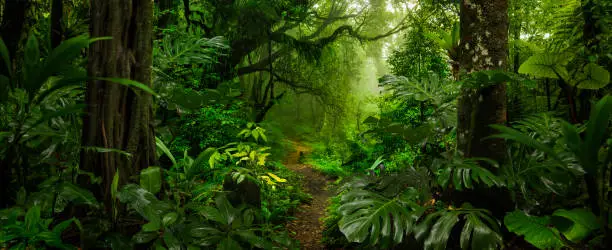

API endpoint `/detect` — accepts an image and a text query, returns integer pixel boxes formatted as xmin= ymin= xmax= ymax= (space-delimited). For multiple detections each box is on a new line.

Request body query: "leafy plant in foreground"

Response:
xmin=0 ymin=205 xmax=81 ymax=249
xmin=415 ymin=203 xmax=503 ymax=250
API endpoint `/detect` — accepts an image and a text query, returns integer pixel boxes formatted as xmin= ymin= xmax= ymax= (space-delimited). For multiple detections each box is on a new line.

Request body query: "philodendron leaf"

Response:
xmin=140 ymin=167 xmax=162 ymax=195
xmin=575 ymin=63 xmax=610 ymax=89
xmin=504 ymin=210 xmax=565 ymax=249
xmin=551 ymin=208 xmax=600 ymax=243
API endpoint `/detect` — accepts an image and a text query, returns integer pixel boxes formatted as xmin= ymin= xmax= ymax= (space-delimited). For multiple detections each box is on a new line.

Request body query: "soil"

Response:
xmin=284 ymin=141 xmax=334 ymax=250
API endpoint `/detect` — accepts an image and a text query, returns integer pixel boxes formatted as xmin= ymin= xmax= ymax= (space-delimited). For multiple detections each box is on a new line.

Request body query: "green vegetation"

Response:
xmin=1 ymin=0 xmax=612 ymax=249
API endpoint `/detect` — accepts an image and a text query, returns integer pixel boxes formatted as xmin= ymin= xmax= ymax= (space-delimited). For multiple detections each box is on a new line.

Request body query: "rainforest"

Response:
xmin=1 ymin=0 xmax=612 ymax=249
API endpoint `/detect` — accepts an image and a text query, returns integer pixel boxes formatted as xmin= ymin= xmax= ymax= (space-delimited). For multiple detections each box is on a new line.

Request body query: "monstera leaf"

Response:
xmin=433 ymin=154 xmax=504 ymax=191
xmin=338 ymin=188 xmax=425 ymax=247
xmin=415 ymin=204 xmax=502 ymax=250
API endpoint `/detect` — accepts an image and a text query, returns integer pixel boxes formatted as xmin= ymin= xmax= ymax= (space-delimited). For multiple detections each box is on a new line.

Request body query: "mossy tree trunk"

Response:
xmin=456 ymin=0 xmax=509 ymax=162
xmin=81 ymin=0 xmax=156 ymax=210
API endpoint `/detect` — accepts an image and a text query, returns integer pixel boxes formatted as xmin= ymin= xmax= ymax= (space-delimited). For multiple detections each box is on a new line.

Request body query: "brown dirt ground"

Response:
xmin=284 ymin=141 xmax=333 ymax=250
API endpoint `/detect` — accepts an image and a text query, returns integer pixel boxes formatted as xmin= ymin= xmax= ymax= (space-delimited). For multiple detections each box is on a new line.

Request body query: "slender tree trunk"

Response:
xmin=50 ymin=0 xmax=63 ymax=48
xmin=81 ymin=0 xmax=156 ymax=211
xmin=456 ymin=0 xmax=509 ymax=162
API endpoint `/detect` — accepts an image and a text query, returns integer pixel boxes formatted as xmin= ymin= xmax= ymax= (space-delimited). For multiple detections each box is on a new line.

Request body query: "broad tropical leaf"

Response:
xmin=504 ymin=210 xmax=565 ymax=249
xmin=519 ymin=53 xmax=572 ymax=80
xmin=140 ymin=167 xmax=162 ymax=195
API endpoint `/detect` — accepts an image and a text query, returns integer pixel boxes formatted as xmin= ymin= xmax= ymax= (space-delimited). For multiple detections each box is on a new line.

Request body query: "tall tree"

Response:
xmin=456 ymin=0 xmax=509 ymax=161
xmin=81 ymin=0 xmax=156 ymax=210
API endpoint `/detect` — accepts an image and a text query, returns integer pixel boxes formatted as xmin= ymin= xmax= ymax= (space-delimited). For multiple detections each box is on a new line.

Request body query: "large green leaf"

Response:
xmin=575 ymin=63 xmax=610 ymax=89
xmin=551 ymin=208 xmax=599 ymax=242
xmin=504 ymin=210 xmax=565 ymax=249
xmin=23 ymin=34 xmax=41 ymax=95
xmin=417 ymin=205 xmax=502 ymax=250
xmin=0 ymin=38 xmax=12 ymax=77
xmin=155 ymin=137 xmax=177 ymax=166
xmin=217 ymin=237 xmax=242 ymax=250
xmin=338 ymin=188 xmax=423 ymax=246
xmin=140 ymin=167 xmax=162 ymax=195
xmin=518 ymin=53 xmax=571 ymax=80
xmin=56 ymin=182 xmax=99 ymax=208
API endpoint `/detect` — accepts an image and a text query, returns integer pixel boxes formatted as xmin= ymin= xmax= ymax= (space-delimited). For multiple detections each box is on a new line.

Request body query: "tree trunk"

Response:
xmin=81 ymin=0 xmax=155 ymax=211
xmin=50 ymin=0 xmax=63 ymax=48
xmin=456 ymin=0 xmax=509 ymax=162
xmin=455 ymin=0 xmax=510 ymax=218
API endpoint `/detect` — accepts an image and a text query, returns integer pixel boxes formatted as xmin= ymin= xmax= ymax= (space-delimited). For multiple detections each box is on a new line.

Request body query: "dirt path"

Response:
xmin=284 ymin=141 xmax=333 ymax=250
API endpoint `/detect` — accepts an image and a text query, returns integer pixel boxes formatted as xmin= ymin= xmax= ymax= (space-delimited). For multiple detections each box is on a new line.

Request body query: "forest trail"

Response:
xmin=284 ymin=141 xmax=333 ymax=250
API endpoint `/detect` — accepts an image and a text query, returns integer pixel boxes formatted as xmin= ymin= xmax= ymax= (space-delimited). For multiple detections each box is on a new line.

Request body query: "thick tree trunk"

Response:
xmin=456 ymin=0 xmax=509 ymax=162
xmin=81 ymin=0 xmax=155 ymax=210
xmin=50 ymin=0 xmax=63 ymax=48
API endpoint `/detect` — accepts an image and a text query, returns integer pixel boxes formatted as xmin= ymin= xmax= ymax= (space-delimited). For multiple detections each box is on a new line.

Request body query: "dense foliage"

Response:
xmin=1 ymin=0 xmax=611 ymax=249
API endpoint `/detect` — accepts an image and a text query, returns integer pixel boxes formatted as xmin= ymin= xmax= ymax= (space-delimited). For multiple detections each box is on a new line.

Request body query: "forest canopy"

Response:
xmin=1 ymin=0 xmax=612 ymax=249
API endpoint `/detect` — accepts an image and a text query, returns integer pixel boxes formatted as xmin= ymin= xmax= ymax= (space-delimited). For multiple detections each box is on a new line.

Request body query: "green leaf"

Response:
xmin=95 ymin=77 xmax=157 ymax=96
xmin=217 ymin=237 xmax=242 ymax=250
xmin=338 ymin=189 xmax=422 ymax=246
xmin=163 ymin=232 xmax=181 ymax=250
xmin=162 ymin=212 xmax=178 ymax=227
xmin=504 ymin=210 xmax=565 ymax=249
xmin=23 ymin=33 xmax=41 ymax=94
xmin=142 ymin=220 xmax=161 ymax=232
xmin=140 ymin=167 xmax=162 ymax=195
xmin=576 ymin=63 xmax=610 ymax=89
xmin=155 ymin=137 xmax=177 ymax=165
xmin=519 ymin=53 xmax=571 ymax=80
xmin=551 ymin=208 xmax=599 ymax=242
xmin=423 ymin=211 xmax=459 ymax=250
xmin=57 ymin=182 xmax=99 ymax=208
xmin=0 ymin=38 xmax=12 ymax=77
xmin=25 ymin=205 xmax=42 ymax=233
xmin=132 ymin=231 xmax=158 ymax=244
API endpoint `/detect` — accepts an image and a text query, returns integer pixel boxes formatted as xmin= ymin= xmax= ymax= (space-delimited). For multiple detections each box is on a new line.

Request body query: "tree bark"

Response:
xmin=81 ymin=0 xmax=156 ymax=211
xmin=50 ymin=0 xmax=63 ymax=48
xmin=456 ymin=0 xmax=509 ymax=162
